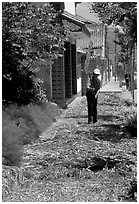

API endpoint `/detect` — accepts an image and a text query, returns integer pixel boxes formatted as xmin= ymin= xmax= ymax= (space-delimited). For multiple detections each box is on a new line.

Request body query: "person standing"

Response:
xmin=86 ymin=68 xmax=101 ymax=124
xmin=125 ymin=73 xmax=131 ymax=90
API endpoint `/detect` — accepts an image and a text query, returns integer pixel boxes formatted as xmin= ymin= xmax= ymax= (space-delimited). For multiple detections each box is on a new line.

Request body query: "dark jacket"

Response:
xmin=87 ymin=74 xmax=101 ymax=95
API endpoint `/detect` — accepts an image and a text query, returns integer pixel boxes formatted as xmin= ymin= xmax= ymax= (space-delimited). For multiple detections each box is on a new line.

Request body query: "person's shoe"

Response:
xmin=88 ymin=118 xmax=92 ymax=124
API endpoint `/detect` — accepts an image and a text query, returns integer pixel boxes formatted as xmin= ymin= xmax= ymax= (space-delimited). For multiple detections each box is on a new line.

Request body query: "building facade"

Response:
xmin=51 ymin=8 xmax=91 ymax=107
xmin=35 ymin=2 xmax=108 ymax=107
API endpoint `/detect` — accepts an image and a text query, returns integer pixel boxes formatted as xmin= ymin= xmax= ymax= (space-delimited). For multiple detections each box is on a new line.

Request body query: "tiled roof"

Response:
xmin=62 ymin=11 xmax=85 ymax=26
xmin=61 ymin=10 xmax=105 ymax=48
xmin=75 ymin=14 xmax=100 ymax=26
xmin=62 ymin=11 xmax=100 ymax=26
xmin=61 ymin=11 xmax=91 ymax=37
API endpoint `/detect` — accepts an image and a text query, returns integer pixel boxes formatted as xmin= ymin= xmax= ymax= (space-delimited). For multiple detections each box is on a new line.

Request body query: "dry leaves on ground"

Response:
xmin=2 ymin=93 xmax=137 ymax=202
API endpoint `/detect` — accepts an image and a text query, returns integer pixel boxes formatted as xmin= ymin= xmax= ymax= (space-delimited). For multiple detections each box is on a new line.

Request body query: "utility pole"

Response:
xmin=107 ymin=45 xmax=110 ymax=81
xmin=114 ymin=33 xmax=117 ymax=81
xmin=131 ymin=44 xmax=135 ymax=101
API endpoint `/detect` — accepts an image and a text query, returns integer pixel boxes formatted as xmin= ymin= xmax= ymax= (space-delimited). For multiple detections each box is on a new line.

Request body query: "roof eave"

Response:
xmin=61 ymin=13 xmax=91 ymax=38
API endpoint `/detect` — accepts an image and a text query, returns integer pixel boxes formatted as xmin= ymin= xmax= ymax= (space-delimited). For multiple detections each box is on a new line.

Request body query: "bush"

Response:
xmin=120 ymin=91 xmax=133 ymax=106
xmin=2 ymin=102 xmax=62 ymax=166
xmin=125 ymin=114 xmax=137 ymax=137
xmin=28 ymin=102 xmax=62 ymax=133
xmin=3 ymin=104 xmax=41 ymax=145
xmin=2 ymin=112 xmax=22 ymax=166
xmin=119 ymin=93 xmax=137 ymax=137
xmin=3 ymin=101 xmax=62 ymax=145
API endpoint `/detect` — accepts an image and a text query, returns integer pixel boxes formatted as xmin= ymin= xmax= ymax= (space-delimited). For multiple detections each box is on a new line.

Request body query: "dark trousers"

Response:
xmin=125 ymin=78 xmax=129 ymax=89
xmin=86 ymin=91 xmax=97 ymax=123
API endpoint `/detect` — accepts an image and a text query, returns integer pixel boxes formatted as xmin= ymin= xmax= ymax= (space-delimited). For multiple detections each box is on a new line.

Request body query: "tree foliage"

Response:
xmin=2 ymin=2 xmax=68 ymax=105
xmin=90 ymin=2 xmax=137 ymax=66
xmin=90 ymin=2 xmax=137 ymax=43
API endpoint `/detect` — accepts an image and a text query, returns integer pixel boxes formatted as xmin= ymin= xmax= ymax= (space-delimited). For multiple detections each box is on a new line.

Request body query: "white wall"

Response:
xmin=76 ymin=2 xmax=101 ymax=23
xmin=64 ymin=2 xmax=75 ymax=15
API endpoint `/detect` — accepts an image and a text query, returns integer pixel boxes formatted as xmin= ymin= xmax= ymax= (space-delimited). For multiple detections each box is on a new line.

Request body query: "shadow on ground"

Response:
xmin=75 ymin=122 xmax=135 ymax=143
xmin=98 ymin=114 xmax=120 ymax=122
xmin=64 ymin=115 xmax=88 ymax=119
xmin=65 ymin=113 xmax=121 ymax=122
xmin=65 ymin=114 xmax=119 ymax=121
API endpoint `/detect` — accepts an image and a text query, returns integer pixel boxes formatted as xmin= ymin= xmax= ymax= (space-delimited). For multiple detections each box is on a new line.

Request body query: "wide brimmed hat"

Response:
xmin=93 ymin=68 xmax=100 ymax=75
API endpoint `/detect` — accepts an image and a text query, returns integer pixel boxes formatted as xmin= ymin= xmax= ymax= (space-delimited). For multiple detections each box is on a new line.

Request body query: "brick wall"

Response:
xmin=52 ymin=54 xmax=66 ymax=108
xmin=52 ymin=42 xmax=79 ymax=108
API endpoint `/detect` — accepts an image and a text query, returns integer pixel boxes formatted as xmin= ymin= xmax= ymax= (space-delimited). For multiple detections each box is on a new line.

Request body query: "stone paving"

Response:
xmin=100 ymin=78 xmax=137 ymax=103
xmin=100 ymin=78 xmax=122 ymax=93
xmin=67 ymin=77 xmax=137 ymax=107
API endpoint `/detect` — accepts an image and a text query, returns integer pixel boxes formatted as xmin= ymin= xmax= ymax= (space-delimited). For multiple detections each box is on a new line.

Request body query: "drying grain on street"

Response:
xmin=2 ymin=2 xmax=137 ymax=202
xmin=3 ymin=90 xmax=137 ymax=202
